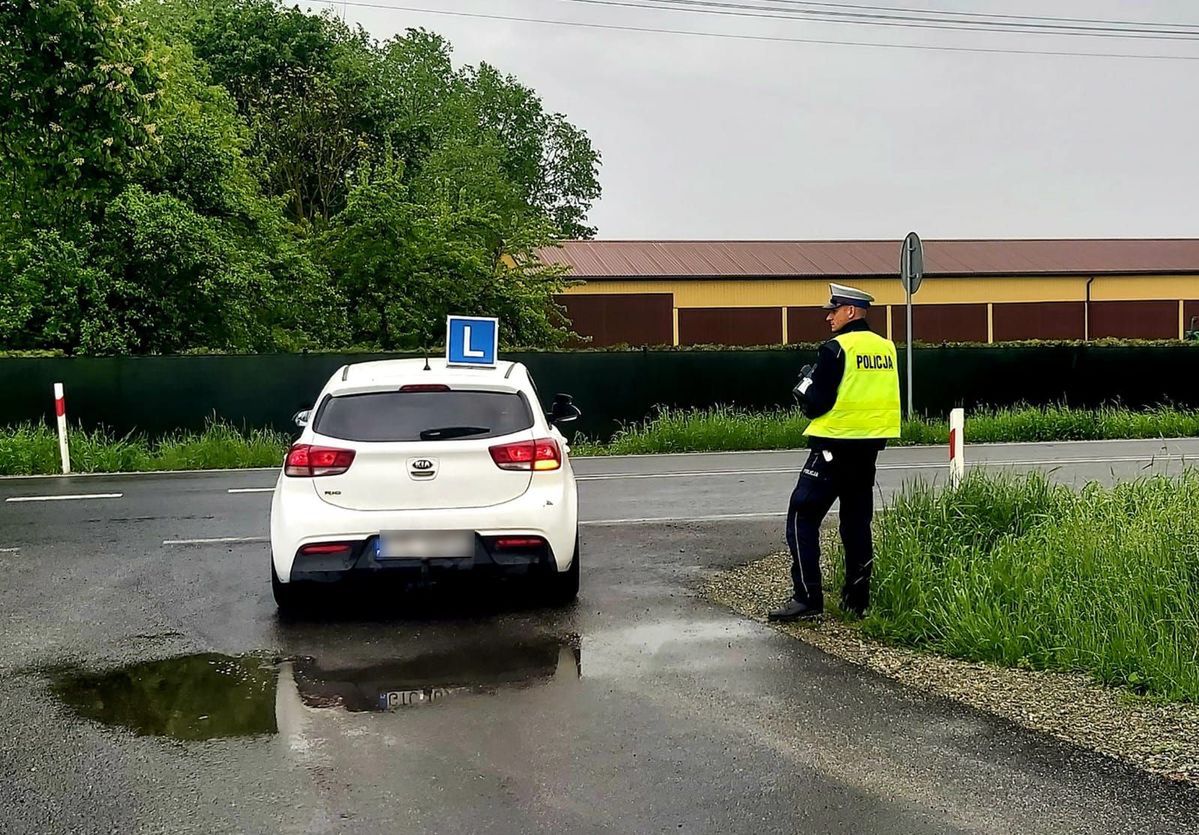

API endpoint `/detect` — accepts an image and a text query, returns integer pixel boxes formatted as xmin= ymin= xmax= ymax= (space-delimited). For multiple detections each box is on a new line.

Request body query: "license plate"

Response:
xmin=378 ymin=688 xmax=456 ymax=709
xmin=377 ymin=531 xmax=474 ymax=559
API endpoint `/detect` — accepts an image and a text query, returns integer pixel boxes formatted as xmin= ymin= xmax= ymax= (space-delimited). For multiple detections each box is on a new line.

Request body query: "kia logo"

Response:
xmin=408 ymin=458 xmax=438 ymax=480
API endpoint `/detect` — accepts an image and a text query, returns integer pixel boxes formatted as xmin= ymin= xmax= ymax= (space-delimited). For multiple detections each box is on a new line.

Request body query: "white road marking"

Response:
xmin=163 ymin=536 xmax=269 ymax=546
xmin=577 ymin=454 xmax=1190 ymax=482
xmin=5 ymin=493 xmax=123 ymax=503
xmin=582 ymin=511 xmax=790 ymax=526
xmin=573 ymin=436 xmax=1199 ymax=461
xmin=227 ymin=488 xmax=274 ymax=494
xmin=972 ymin=454 xmax=1189 ymax=467
xmin=578 ymin=468 xmax=793 ymax=481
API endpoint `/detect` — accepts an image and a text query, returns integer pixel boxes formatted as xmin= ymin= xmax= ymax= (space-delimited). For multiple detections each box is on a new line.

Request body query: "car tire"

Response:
xmin=543 ymin=536 xmax=580 ymax=606
xmin=271 ymin=559 xmax=308 ymax=615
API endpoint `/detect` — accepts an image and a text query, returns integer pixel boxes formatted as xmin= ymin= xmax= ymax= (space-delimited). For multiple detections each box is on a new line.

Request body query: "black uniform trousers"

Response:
xmin=785 ymin=444 xmax=879 ymax=612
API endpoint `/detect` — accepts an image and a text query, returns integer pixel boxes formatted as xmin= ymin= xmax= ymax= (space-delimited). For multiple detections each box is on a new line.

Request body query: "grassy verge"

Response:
xmin=2 ymin=403 xmax=1199 ymax=475
xmin=837 ymin=470 xmax=1199 ymax=702
xmin=0 ymin=422 xmax=289 ymax=476
xmin=571 ymin=404 xmax=1199 ymax=456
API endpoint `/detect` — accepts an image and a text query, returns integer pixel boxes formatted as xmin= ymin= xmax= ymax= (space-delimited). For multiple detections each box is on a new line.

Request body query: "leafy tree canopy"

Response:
xmin=0 ymin=0 xmax=600 ymax=354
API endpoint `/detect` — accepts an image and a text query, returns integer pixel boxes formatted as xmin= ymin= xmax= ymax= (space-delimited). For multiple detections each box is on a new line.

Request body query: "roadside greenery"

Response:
xmin=2 ymin=404 xmax=1199 ymax=475
xmin=839 ymin=471 xmax=1199 ymax=702
xmin=570 ymin=404 xmax=1199 ymax=456
xmin=0 ymin=0 xmax=600 ymax=355
xmin=0 ymin=421 xmax=287 ymax=475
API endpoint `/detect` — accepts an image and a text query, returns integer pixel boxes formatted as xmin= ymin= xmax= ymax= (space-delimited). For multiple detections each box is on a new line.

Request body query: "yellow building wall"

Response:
xmin=561 ymin=275 xmax=1199 ymax=307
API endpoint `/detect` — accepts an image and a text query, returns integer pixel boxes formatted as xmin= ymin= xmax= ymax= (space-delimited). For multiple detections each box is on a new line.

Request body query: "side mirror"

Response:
xmin=549 ymin=393 xmax=581 ymax=426
xmin=293 ymin=409 xmax=311 ymax=428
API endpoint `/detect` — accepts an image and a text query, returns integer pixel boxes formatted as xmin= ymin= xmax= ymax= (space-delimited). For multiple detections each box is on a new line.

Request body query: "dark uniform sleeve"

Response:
xmin=800 ymin=340 xmax=845 ymax=419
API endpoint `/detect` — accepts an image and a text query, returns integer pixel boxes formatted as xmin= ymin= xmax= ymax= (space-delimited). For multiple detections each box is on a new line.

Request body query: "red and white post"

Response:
xmin=54 ymin=383 xmax=71 ymax=474
xmin=948 ymin=407 xmax=965 ymax=487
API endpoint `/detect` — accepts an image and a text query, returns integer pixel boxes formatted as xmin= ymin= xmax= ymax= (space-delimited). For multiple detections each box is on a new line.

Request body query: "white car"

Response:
xmin=269 ymin=358 xmax=581 ymax=612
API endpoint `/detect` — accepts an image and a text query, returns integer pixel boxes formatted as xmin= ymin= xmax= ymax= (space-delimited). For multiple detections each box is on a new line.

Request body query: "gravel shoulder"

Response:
xmin=707 ymin=552 xmax=1199 ymax=787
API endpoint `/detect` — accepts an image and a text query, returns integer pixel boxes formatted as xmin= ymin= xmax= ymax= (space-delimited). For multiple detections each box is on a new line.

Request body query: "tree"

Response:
xmin=189 ymin=0 xmax=338 ymax=115
xmin=135 ymin=42 xmax=257 ymax=217
xmin=460 ymin=63 xmax=601 ymax=238
xmin=322 ymin=149 xmax=572 ymax=350
xmin=373 ymin=29 xmax=461 ymax=176
xmin=133 ymin=38 xmax=347 ymax=352
xmin=0 ymin=0 xmax=601 ymax=355
xmin=190 ymin=0 xmax=374 ymax=224
xmin=96 ymin=184 xmax=262 ymax=352
xmin=0 ymin=228 xmax=116 ymax=353
xmin=0 ymin=0 xmax=160 ymax=228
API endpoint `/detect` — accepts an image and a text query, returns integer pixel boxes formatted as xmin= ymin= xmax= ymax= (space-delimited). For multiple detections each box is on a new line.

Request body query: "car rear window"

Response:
xmin=313 ymin=390 xmax=534 ymax=442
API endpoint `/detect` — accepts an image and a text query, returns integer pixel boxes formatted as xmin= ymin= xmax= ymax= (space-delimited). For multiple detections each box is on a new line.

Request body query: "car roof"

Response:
xmin=327 ymin=358 xmax=530 ymax=395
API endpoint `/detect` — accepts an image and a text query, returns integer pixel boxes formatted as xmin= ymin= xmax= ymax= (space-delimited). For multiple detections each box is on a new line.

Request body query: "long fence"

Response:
xmin=1 ymin=346 xmax=1197 ymax=441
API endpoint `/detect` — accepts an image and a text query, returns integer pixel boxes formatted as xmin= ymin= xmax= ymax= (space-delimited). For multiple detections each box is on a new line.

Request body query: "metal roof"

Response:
xmin=536 ymin=239 xmax=1199 ymax=278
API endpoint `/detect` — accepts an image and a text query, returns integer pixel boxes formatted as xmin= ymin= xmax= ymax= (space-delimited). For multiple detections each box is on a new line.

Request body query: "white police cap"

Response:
xmin=823 ymin=283 xmax=874 ymax=310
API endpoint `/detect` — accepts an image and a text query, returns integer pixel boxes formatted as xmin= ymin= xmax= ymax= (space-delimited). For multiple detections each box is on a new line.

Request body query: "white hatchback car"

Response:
xmin=269 ymin=358 xmax=580 ymax=612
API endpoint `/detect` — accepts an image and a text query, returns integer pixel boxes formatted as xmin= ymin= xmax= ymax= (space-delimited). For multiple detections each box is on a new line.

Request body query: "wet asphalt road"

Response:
xmin=2 ymin=440 xmax=1199 ymax=834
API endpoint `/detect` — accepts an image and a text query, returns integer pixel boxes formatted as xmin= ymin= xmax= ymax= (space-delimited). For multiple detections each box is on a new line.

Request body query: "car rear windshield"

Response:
xmin=313 ymin=390 xmax=534 ymax=442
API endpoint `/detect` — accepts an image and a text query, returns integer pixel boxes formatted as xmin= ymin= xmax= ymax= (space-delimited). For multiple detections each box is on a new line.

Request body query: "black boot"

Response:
xmin=840 ymin=602 xmax=867 ymax=620
xmin=768 ymin=598 xmax=823 ymax=622
xmin=841 ymin=591 xmax=868 ymax=620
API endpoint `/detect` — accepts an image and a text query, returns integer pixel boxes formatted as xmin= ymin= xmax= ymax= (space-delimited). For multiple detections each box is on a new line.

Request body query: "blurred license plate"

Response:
xmin=378 ymin=688 xmax=455 ymax=709
xmin=378 ymin=531 xmax=473 ymax=559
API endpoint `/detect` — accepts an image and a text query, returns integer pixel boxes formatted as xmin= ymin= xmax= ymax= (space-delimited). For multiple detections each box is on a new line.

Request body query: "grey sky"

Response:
xmin=301 ymin=0 xmax=1199 ymax=240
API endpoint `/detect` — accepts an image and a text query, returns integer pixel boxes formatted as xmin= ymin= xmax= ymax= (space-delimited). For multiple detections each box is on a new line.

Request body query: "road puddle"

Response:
xmin=51 ymin=636 xmax=580 ymax=742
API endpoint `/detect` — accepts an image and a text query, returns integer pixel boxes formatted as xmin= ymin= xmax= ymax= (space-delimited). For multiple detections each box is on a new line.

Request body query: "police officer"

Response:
xmin=769 ymin=283 xmax=901 ymax=622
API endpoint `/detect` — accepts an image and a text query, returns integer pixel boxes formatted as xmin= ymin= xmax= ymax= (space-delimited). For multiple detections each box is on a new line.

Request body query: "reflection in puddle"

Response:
xmin=292 ymin=639 xmax=581 ymax=713
xmin=53 ymin=653 xmax=279 ymax=741
xmin=51 ymin=637 xmax=580 ymax=742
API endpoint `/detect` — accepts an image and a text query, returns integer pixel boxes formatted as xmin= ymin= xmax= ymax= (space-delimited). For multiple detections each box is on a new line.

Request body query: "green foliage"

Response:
xmin=320 ymin=147 xmax=572 ymax=350
xmin=0 ymin=0 xmax=161 ymax=226
xmin=190 ymin=0 xmax=341 ymax=113
xmin=0 ymin=420 xmax=288 ymax=475
xmin=97 ymin=184 xmax=270 ymax=352
xmin=572 ymin=404 xmax=1199 ymax=456
xmin=0 ymin=0 xmax=601 ymax=356
xmin=854 ymin=471 xmax=1199 ymax=701
xmin=2 ymin=404 xmax=1198 ymax=475
xmin=460 ymin=62 xmax=601 ymax=238
xmin=0 ymin=229 xmax=111 ymax=352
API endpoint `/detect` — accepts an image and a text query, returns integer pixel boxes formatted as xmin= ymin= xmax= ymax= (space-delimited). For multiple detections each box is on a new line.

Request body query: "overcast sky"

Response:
xmin=300 ymin=0 xmax=1199 ymax=241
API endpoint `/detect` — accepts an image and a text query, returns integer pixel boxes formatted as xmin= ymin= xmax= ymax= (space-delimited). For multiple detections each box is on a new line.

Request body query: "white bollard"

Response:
xmin=949 ymin=407 xmax=965 ymax=487
xmin=54 ymin=383 xmax=71 ymax=474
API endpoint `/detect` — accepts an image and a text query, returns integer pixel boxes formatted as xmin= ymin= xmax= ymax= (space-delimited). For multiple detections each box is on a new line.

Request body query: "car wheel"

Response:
xmin=543 ymin=536 xmax=580 ymax=606
xmin=271 ymin=559 xmax=308 ymax=615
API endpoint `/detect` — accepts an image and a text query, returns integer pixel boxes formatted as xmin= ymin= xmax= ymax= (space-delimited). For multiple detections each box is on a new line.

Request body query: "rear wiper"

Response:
xmin=419 ymin=426 xmax=490 ymax=441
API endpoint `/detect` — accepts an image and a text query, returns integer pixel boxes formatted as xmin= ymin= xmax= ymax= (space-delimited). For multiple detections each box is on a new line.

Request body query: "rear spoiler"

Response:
xmin=332 ymin=380 xmax=523 ymax=397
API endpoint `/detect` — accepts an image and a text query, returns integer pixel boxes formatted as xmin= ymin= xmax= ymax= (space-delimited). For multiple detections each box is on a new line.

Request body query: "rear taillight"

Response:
xmin=399 ymin=384 xmax=450 ymax=392
xmin=285 ymin=444 xmax=356 ymax=477
xmin=494 ymin=537 xmax=546 ymax=550
xmin=489 ymin=438 xmax=562 ymax=472
xmin=299 ymin=542 xmax=355 ymax=556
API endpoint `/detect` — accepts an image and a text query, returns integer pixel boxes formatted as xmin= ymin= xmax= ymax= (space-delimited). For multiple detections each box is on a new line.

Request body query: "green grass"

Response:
xmin=2 ymin=403 xmax=1199 ymax=475
xmin=0 ymin=422 xmax=289 ymax=476
xmin=571 ymin=404 xmax=1199 ymax=456
xmin=836 ymin=470 xmax=1199 ymax=702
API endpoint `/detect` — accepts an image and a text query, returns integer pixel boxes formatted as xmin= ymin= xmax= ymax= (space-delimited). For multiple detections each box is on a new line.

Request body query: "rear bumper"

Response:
xmin=270 ymin=470 xmax=578 ymax=583
xmin=288 ymin=535 xmax=559 ymax=583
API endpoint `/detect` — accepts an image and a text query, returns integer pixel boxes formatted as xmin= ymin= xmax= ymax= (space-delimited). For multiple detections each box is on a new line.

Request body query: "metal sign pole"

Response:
xmin=906 ymin=278 xmax=913 ymax=421
xmin=899 ymin=232 xmax=923 ymax=423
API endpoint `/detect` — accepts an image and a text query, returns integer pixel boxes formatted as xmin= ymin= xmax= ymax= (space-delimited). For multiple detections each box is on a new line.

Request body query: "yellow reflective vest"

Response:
xmin=804 ymin=329 xmax=902 ymax=440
